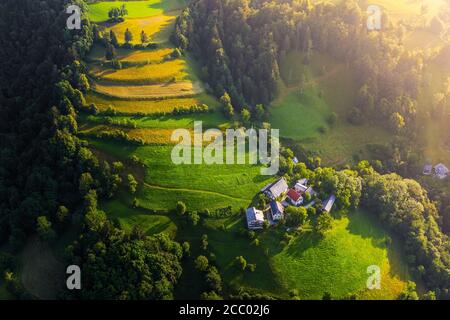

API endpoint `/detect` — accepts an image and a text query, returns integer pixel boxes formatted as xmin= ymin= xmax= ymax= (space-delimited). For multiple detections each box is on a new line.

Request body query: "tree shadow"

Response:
xmin=284 ymin=231 xmax=322 ymax=258
xmin=346 ymin=210 xmax=387 ymax=249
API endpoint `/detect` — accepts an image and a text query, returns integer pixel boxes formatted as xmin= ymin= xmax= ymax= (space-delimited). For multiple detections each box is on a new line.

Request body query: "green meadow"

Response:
xmin=88 ymin=139 xmax=273 ymax=211
xmin=175 ymin=209 xmax=409 ymax=299
xmin=88 ymin=0 xmax=186 ymax=22
xmin=272 ymin=51 xmax=393 ymax=166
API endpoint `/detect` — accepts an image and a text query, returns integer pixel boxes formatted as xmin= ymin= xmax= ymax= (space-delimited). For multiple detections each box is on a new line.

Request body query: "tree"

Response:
xmin=201 ymin=234 xmax=208 ymax=251
xmin=182 ymin=242 xmax=190 ymax=257
xmin=195 ymin=255 xmax=209 ymax=272
xmin=140 ymin=30 xmax=148 ymax=44
xmin=289 ymin=289 xmax=301 ymax=300
xmin=389 ymin=112 xmax=405 ymax=133
xmin=328 ymin=112 xmax=338 ymax=126
xmin=120 ymin=4 xmax=128 ymax=17
xmin=422 ymin=291 xmax=436 ymax=300
xmin=315 ymin=212 xmax=333 ymax=237
xmin=176 ymin=201 xmax=187 ymax=216
xmin=77 ymin=74 xmax=90 ymax=93
xmin=201 ymin=291 xmax=223 ymax=300
xmin=36 ymin=216 xmax=55 ymax=242
xmin=399 ymin=281 xmax=419 ymax=300
xmin=124 ymin=28 xmax=133 ymax=45
xmin=187 ymin=211 xmax=200 ymax=226
xmin=220 ymin=92 xmax=234 ymax=118
xmin=108 ymin=7 xmax=120 ymax=21
xmin=79 ymin=172 xmax=94 ymax=195
xmin=110 ymin=30 xmax=119 ymax=47
xmin=322 ymin=292 xmax=332 ymax=300
xmin=285 ymin=206 xmax=308 ymax=227
xmin=105 ymin=44 xmax=116 ymax=60
xmin=254 ymin=104 xmax=265 ymax=122
xmin=132 ymin=197 xmax=139 ymax=208
xmin=56 ymin=206 xmax=69 ymax=224
xmin=205 ymin=266 xmax=222 ymax=292
xmin=241 ymin=108 xmax=251 ymax=125
xmin=247 ymin=264 xmax=256 ymax=272
xmin=235 ymin=256 xmax=247 ymax=271
xmin=127 ymin=174 xmax=138 ymax=194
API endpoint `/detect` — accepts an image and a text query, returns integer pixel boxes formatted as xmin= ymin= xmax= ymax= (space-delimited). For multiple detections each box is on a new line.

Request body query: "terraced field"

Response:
xmin=90 ymin=59 xmax=188 ymax=84
xmin=92 ymin=81 xmax=203 ymax=99
xmin=83 ymin=0 xmax=269 ymax=214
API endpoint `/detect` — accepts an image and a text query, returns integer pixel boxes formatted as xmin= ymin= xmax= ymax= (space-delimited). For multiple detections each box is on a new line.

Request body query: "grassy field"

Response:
xmin=269 ymin=210 xmax=408 ymax=299
xmin=84 ymin=112 xmax=228 ymax=129
xmin=91 ymin=59 xmax=189 ymax=84
xmin=92 ymin=81 xmax=203 ymax=99
xmin=175 ymin=209 xmax=410 ymax=299
xmin=87 ymin=44 xmax=174 ymax=64
xmin=108 ymin=15 xmax=177 ymax=45
xmin=101 ymin=196 xmax=177 ymax=236
xmin=272 ymin=51 xmax=393 ymax=166
xmin=87 ymin=139 xmax=271 ymax=211
xmin=88 ymin=0 xmax=186 ymax=22
xmin=86 ymin=92 xmax=204 ymax=113
xmin=271 ymin=86 xmax=331 ymax=140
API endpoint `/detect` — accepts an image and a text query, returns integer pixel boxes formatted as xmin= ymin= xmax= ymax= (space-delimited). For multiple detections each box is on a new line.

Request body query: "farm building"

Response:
xmin=262 ymin=178 xmax=289 ymax=200
xmin=294 ymin=179 xmax=308 ymax=193
xmin=434 ymin=163 xmax=449 ymax=179
xmin=269 ymin=201 xmax=285 ymax=221
xmin=246 ymin=207 xmax=265 ymax=230
xmin=322 ymin=195 xmax=336 ymax=213
xmin=423 ymin=164 xmax=433 ymax=175
xmin=287 ymin=189 xmax=303 ymax=206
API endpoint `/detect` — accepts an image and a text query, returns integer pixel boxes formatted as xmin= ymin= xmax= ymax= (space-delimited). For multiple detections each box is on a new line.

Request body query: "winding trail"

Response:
xmin=143 ymin=182 xmax=251 ymax=202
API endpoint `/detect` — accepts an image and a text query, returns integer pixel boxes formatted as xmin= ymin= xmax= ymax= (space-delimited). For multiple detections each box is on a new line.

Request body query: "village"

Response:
xmin=246 ymin=176 xmax=336 ymax=230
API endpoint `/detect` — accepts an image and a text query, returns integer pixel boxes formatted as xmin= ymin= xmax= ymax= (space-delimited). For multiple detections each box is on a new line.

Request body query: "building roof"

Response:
xmin=292 ymin=157 xmax=299 ymax=165
xmin=423 ymin=164 xmax=433 ymax=174
xmin=298 ymin=178 xmax=308 ymax=186
xmin=322 ymin=195 xmax=336 ymax=212
xmin=287 ymin=189 xmax=302 ymax=202
xmin=435 ymin=163 xmax=449 ymax=173
xmin=295 ymin=182 xmax=308 ymax=193
xmin=270 ymin=201 xmax=284 ymax=215
xmin=267 ymin=178 xmax=289 ymax=198
xmin=246 ymin=207 xmax=264 ymax=223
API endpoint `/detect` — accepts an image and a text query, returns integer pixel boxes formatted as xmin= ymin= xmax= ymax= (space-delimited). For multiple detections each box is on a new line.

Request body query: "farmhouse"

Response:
xmin=322 ymin=195 xmax=336 ymax=213
xmin=269 ymin=201 xmax=285 ymax=221
xmin=262 ymin=178 xmax=289 ymax=200
xmin=287 ymin=188 xmax=303 ymax=206
xmin=246 ymin=207 xmax=265 ymax=230
xmin=294 ymin=179 xmax=308 ymax=193
xmin=434 ymin=163 xmax=449 ymax=179
xmin=423 ymin=164 xmax=433 ymax=176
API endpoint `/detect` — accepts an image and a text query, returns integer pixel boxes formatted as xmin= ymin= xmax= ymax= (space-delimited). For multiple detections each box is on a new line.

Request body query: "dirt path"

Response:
xmin=143 ymin=182 xmax=251 ymax=202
